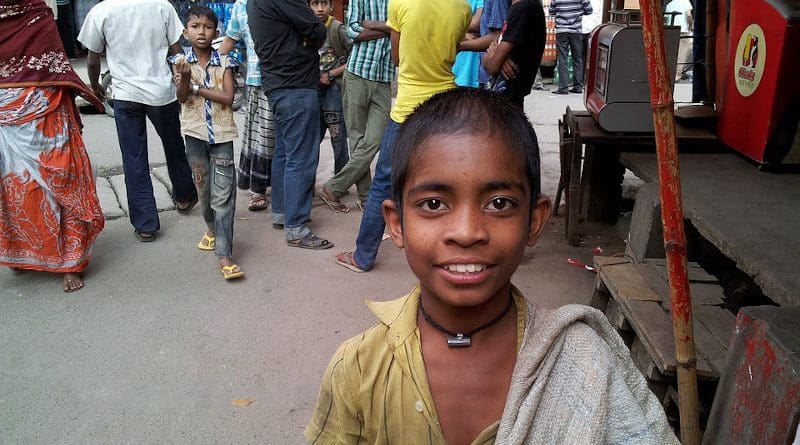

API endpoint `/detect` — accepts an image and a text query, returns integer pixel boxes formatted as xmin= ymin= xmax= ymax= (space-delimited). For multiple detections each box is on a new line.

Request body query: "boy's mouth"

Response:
xmin=442 ymin=263 xmax=487 ymax=273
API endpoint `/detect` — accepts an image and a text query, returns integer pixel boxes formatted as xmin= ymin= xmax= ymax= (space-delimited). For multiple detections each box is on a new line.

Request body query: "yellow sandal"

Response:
xmin=197 ymin=233 xmax=215 ymax=251
xmin=220 ymin=264 xmax=245 ymax=280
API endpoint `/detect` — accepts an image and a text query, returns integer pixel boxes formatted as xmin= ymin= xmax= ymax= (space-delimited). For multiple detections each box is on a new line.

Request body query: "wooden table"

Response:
xmin=556 ymin=107 xmax=718 ymax=245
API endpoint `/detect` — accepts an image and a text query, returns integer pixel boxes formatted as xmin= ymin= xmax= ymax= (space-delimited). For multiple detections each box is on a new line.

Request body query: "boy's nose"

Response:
xmin=446 ymin=207 xmax=489 ymax=247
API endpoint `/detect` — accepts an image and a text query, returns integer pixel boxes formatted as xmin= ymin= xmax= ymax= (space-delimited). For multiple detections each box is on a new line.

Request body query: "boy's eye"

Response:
xmin=486 ymin=197 xmax=515 ymax=211
xmin=418 ymin=198 xmax=447 ymax=212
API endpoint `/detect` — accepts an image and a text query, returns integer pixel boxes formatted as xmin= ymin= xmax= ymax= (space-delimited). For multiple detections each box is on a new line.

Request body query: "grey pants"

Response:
xmin=325 ymin=71 xmax=391 ymax=201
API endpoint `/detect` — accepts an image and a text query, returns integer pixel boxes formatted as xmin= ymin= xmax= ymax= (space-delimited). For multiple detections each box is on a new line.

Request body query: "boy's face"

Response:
xmin=310 ymin=0 xmax=332 ymax=21
xmin=184 ymin=15 xmax=217 ymax=49
xmin=383 ymin=132 xmax=552 ymax=309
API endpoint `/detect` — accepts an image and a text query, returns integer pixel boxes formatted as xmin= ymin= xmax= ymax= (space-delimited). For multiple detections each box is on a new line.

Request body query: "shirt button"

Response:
xmin=415 ymin=400 xmax=424 ymax=413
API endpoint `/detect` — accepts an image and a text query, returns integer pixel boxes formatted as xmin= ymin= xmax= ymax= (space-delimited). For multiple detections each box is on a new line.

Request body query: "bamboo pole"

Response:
xmin=636 ymin=1 xmax=702 ymax=444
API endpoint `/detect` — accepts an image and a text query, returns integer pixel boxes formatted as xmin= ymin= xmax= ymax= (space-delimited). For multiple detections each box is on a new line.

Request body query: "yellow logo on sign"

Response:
xmin=734 ymin=24 xmax=766 ymax=97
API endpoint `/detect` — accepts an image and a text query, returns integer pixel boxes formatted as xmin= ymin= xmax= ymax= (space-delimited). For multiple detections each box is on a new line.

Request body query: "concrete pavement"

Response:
xmin=2 ymin=61 xmax=694 ymax=442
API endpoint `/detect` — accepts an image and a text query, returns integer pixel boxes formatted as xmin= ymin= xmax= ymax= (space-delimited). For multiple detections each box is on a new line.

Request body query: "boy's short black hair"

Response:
xmin=391 ymin=88 xmax=542 ymax=211
xmin=186 ymin=5 xmax=218 ymax=28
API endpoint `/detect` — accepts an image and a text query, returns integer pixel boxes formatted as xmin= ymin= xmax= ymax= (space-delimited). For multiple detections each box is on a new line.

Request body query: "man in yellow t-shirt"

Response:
xmin=332 ymin=0 xmax=471 ymax=274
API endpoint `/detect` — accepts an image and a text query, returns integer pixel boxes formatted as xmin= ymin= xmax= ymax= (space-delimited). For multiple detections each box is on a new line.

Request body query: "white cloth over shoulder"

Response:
xmin=77 ymin=0 xmax=183 ymax=106
xmin=497 ymin=304 xmax=680 ymax=444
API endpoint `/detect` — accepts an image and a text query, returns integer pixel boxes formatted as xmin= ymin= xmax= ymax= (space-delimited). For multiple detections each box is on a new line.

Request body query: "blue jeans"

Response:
xmin=112 ymin=100 xmax=196 ymax=233
xmin=266 ymin=87 xmax=321 ymax=240
xmin=184 ymin=136 xmax=236 ymax=258
xmin=354 ymin=119 xmax=400 ymax=270
xmin=320 ymin=83 xmax=349 ymax=174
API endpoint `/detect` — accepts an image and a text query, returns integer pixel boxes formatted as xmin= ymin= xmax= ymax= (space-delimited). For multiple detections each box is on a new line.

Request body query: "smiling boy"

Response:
xmin=305 ymin=89 xmax=678 ymax=444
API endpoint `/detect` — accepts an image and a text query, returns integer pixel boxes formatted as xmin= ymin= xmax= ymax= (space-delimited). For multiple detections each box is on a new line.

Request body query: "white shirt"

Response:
xmin=665 ymin=0 xmax=693 ymax=34
xmin=77 ymin=0 xmax=183 ymax=106
xmin=582 ymin=0 xmax=603 ymax=34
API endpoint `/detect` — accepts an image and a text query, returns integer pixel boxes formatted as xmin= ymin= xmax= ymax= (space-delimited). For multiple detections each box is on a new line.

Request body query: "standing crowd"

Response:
xmin=2 ymin=0 xmax=604 ymax=286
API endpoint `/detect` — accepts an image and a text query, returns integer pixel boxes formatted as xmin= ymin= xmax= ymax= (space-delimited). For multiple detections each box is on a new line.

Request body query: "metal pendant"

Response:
xmin=447 ymin=333 xmax=471 ymax=348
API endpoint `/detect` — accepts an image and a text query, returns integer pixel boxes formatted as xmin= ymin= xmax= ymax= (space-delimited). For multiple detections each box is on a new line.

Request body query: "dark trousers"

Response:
xmin=56 ymin=3 xmax=76 ymax=58
xmin=112 ymin=100 xmax=197 ymax=233
xmin=319 ymin=83 xmax=349 ymax=174
xmin=556 ymin=32 xmax=584 ymax=91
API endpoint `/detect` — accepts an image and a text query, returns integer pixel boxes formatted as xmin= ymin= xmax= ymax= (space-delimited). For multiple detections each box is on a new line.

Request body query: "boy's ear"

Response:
xmin=382 ymin=199 xmax=405 ymax=249
xmin=526 ymin=196 xmax=553 ymax=247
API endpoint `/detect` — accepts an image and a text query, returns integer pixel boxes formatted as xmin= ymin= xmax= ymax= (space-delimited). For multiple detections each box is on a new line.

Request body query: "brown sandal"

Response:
xmin=316 ymin=187 xmax=350 ymax=213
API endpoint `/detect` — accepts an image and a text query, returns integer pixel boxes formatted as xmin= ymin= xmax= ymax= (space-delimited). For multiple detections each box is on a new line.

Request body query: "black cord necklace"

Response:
xmin=419 ymin=291 xmax=514 ymax=348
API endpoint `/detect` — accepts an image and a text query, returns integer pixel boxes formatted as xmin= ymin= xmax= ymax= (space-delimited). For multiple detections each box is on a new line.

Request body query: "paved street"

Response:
xmin=1 ymin=61 xmax=697 ymax=442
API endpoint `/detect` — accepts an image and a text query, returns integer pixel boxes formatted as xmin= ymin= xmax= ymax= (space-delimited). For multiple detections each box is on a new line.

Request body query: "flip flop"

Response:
xmin=134 ymin=230 xmax=156 ymax=242
xmin=176 ymin=197 xmax=198 ymax=214
xmin=316 ymin=188 xmax=350 ymax=213
xmin=248 ymin=194 xmax=269 ymax=211
xmin=197 ymin=233 xmax=216 ymax=251
xmin=287 ymin=233 xmax=333 ymax=250
xmin=334 ymin=251 xmax=365 ymax=273
xmin=220 ymin=264 xmax=245 ymax=280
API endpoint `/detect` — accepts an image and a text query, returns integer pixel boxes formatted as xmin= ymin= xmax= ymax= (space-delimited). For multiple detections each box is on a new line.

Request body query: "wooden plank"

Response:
xmin=690 ymin=282 xmax=726 ymax=306
xmin=619 ymin=299 xmax=717 ymax=379
xmin=599 ymin=261 xmax=662 ymax=302
xmin=638 ymin=261 xmax=724 ymax=306
xmin=646 ymin=258 xmax=719 ymax=283
xmin=694 ymin=305 xmax=736 ymax=350
xmin=605 ymin=298 xmax=631 ymax=332
xmin=630 ymin=336 xmax=668 ymax=381
xmin=634 ymin=262 xmax=671 ymax=305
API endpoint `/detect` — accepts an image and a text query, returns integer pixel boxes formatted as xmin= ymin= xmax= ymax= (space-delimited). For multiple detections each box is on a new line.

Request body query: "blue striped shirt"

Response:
xmin=345 ymin=0 xmax=395 ymax=83
xmin=549 ymin=0 xmax=592 ymax=33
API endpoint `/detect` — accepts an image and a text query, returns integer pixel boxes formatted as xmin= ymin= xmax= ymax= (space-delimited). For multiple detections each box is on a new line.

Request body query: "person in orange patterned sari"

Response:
xmin=1 ymin=0 xmax=105 ymax=292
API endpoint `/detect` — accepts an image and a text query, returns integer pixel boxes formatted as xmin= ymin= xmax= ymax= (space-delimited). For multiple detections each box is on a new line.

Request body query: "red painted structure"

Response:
xmin=705 ymin=306 xmax=800 ymax=444
xmin=716 ymin=0 xmax=800 ymax=165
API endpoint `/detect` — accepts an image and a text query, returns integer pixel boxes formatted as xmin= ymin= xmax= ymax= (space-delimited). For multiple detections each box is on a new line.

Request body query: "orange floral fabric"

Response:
xmin=0 ymin=87 xmax=104 ymax=273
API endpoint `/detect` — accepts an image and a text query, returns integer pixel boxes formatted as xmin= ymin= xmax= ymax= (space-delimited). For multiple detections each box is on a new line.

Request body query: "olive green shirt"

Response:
xmin=304 ymin=286 xmax=527 ymax=444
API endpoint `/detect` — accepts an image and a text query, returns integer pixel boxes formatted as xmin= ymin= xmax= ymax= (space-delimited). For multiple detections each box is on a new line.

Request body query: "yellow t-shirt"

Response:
xmin=386 ymin=0 xmax=471 ymax=123
xmin=304 ymin=286 xmax=528 ymax=444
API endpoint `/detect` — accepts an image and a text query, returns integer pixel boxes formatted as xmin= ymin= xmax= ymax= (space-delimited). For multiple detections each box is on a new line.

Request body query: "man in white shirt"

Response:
xmin=665 ymin=0 xmax=693 ymax=81
xmin=581 ymin=0 xmax=602 ymax=72
xmin=78 ymin=0 xmax=197 ymax=242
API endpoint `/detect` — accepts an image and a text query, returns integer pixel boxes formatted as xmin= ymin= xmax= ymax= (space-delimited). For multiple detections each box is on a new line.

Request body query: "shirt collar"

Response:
xmin=183 ymin=48 xmax=223 ymax=66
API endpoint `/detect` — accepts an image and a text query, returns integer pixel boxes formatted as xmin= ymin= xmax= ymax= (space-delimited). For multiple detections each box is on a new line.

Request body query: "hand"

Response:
xmin=91 ymin=83 xmax=106 ymax=102
xmin=174 ymin=58 xmax=191 ymax=75
xmin=487 ymin=39 xmax=498 ymax=55
xmin=320 ymin=72 xmax=331 ymax=86
xmin=501 ymin=58 xmax=519 ymax=80
xmin=173 ymin=72 xmax=182 ymax=85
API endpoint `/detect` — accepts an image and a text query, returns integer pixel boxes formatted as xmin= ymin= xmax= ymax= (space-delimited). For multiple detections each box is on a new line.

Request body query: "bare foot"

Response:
xmin=63 ymin=273 xmax=84 ymax=293
xmin=10 ymin=267 xmax=24 ymax=273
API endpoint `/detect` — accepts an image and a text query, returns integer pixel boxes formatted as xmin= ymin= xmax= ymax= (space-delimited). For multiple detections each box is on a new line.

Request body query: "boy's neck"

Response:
xmin=192 ymin=46 xmax=212 ymax=62
xmin=418 ymin=284 xmax=516 ymax=335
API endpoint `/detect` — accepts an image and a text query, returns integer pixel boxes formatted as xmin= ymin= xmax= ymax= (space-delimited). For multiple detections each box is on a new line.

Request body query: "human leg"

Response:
xmin=112 ymin=100 xmax=159 ymax=233
xmin=208 ymin=141 xmax=237 ymax=259
xmin=184 ymin=136 xmax=215 ymax=230
xmin=352 ymin=119 xmax=400 ymax=270
xmin=554 ymin=33 xmax=570 ymax=93
xmin=354 ymin=81 xmax=391 ymax=202
xmin=325 ymin=75 xmax=387 ymax=197
xmin=146 ymin=101 xmax=197 ymax=207
xmin=568 ymin=32 xmax=584 ymax=89
xmin=238 ymin=86 xmax=273 ymax=196
xmin=320 ymin=84 xmax=349 ymax=174
xmin=268 ymin=88 xmax=326 ymax=242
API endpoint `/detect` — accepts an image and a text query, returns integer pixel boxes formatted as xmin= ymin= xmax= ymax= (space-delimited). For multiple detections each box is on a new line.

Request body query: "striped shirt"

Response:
xmin=345 ymin=0 xmax=395 ymax=83
xmin=548 ymin=0 xmax=592 ymax=33
xmin=177 ymin=49 xmax=238 ymax=144
xmin=225 ymin=0 xmax=261 ymax=87
xmin=304 ymin=286 xmax=527 ymax=444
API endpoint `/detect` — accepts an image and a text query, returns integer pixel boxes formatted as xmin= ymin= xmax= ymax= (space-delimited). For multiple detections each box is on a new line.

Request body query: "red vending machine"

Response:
xmin=717 ymin=0 xmax=800 ymax=167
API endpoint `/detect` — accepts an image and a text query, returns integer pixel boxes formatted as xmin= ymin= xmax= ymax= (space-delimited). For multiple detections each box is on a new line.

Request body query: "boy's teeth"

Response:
xmin=445 ymin=264 xmax=485 ymax=273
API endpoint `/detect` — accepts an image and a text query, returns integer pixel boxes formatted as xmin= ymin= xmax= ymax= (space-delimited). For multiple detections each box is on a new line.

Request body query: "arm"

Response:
xmin=284 ymin=0 xmax=327 ymax=48
xmin=217 ymin=36 xmax=238 ymax=55
xmin=390 ymin=29 xmax=400 ymax=67
xmin=457 ymin=30 xmax=499 ymax=52
xmin=354 ymin=28 xmax=389 ymax=42
xmin=361 ymin=20 xmax=391 ymax=33
xmin=87 ymin=50 xmax=105 ymax=101
xmin=168 ymin=41 xmax=183 ymax=56
xmin=483 ymin=39 xmax=514 ymax=75
xmin=174 ymin=58 xmax=191 ymax=103
xmin=197 ymin=68 xmax=235 ymax=106
xmin=468 ymin=8 xmax=483 ymax=34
